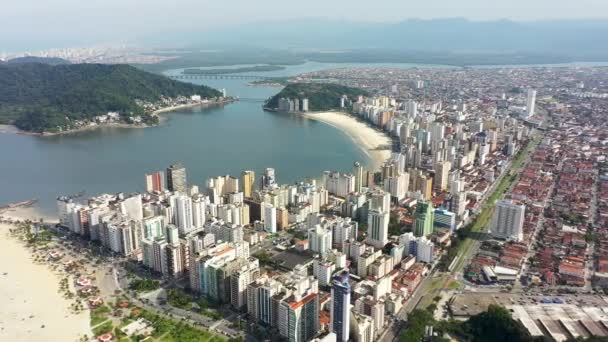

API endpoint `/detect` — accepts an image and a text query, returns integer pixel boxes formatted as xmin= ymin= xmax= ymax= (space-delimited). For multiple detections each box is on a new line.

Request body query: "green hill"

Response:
xmin=7 ymin=56 xmax=71 ymax=65
xmin=265 ymin=83 xmax=370 ymax=111
xmin=0 ymin=63 xmax=221 ymax=133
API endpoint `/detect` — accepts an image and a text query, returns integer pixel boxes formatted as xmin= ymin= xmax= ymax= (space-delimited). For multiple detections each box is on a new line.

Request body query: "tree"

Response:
xmin=401 ymin=309 xmax=434 ymax=342
xmin=464 ymin=305 xmax=532 ymax=342
xmin=255 ymin=251 xmax=272 ymax=265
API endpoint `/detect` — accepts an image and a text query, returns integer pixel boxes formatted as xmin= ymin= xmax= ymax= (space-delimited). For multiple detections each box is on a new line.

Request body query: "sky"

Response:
xmin=2 ymin=0 xmax=608 ymax=51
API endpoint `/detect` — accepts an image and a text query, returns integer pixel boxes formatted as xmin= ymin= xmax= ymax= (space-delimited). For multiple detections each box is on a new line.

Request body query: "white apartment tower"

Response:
xmin=367 ymin=210 xmax=389 ymax=248
xmin=308 ymin=224 xmax=333 ymax=257
xmin=526 ymin=89 xmax=537 ymax=118
xmin=490 ymin=199 xmax=525 ymax=241
xmin=384 ymin=172 xmax=409 ymax=201
xmin=264 ymin=203 xmax=277 ymax=233
xmin=172 ymin=194 xmax=194 ymax=235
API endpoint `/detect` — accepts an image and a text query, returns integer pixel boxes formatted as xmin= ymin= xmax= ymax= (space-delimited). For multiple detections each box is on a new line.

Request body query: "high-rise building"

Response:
xmin=119 ymin=194 xmax=143 ymax=221
xmin=279 ymin=293 xmax=319 ymax=342
xmin=330 ymin=271 xmax=351 ymax=342
xmin=207 ymin=175 xmax=239 ymax=199
xmin=241 ymin=170 xmax=255 ymax=198
xmin=414 ymin=201 xmax=434 ymax=237
xmin=353 ymin=161 xmax=364 ymax=193
xmin=308 ymin=224 xmax=333 ymax=257
xmin=247 ymin=276 xmax=280 ymax=325
xmin=450 ymin=191 xmax=467 ymax=219
xmin=490 ymin=200 xmax=525 ymax=241
xmin=415 ymin=236 xmax=434 ymax=263
xmin=526 ymin=89 xmax=537 ymax=118
xmin=261 ymin=168 xmax=276 ymax=189
xmin=351 ymin=313 xmax=375 ymax=342
xmin=433 ymin=209 xmax=456 ymax=231
xmin=264 ymin=203 xmax=277 ymax=233
xmin=384 ymin=172 xmax=409 ymax=201
xmin=192 ymin=194 xmax=207 ymax=229
xmin=333 ymin=218 xmax=358 ymax=248
xmin=145 ymin=171 xmax=165 ymax=192
xmin=143 ymin=215 xmax=165 ymax=239
xmin=167 ymin=163 xmax=187 ymax=193
xmin=324 ymin=171 xmax=355 ymax=198
xmin=302 ymin=98 xmax=309 ymax=112
xmin=369 ymin=190 xmax=391 ymax=213
xmin=367 ymin=210 xmax=389 ymax=248
xmin=171 ymin=193 xmax=193 ymax=235
xmin=434 ymin=161 xmax=451 ymax=191
xmin=230 ymin=258 xmax=260 ymax=310
xmin=57 ymin=196 xmax=75 ymax=228
xmin=415 ymin=174 xmax=433 ymax=201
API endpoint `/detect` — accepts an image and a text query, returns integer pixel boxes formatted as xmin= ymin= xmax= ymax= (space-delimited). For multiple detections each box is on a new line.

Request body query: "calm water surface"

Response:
xmin=3 ymin=62 xmax=441 ymax=215
xmin=4 ymin=60 xmax=596 ymax=215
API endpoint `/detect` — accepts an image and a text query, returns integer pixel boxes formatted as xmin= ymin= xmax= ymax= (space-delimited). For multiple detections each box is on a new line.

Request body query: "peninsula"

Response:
xmin=264 ymin=83 xmax=370 ymax=111
xmin=0 ymin=63 xmax=223 ymax=134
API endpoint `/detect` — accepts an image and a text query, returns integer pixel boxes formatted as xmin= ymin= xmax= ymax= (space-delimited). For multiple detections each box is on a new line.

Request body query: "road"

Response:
xmin=384 ymin=134 xmax=542 ymax=341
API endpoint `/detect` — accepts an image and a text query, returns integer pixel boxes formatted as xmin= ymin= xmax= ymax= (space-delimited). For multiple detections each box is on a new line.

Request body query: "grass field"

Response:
xmin=90 ymin=304 xmax=111 ymax=326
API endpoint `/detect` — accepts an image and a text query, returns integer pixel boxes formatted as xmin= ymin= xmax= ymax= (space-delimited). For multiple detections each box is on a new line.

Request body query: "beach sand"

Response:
xmin=0 ymin=222 xmax=89 ymax=341
xmin=0 ymin=206 xmax=58 ymax=224
xmin=303 ymin=111 xmax=392 ymax=171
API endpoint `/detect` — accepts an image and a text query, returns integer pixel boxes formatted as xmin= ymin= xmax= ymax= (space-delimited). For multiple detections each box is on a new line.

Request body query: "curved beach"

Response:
xmin=304 ymin=111 xmax=392 ymax=171
xmin=0 ymin=220 xmax=90 ymax=341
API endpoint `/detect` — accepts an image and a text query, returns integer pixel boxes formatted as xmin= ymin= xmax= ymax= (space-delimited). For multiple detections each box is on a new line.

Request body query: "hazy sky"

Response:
xmin=2 ymin=0 xmax=607 ymax=51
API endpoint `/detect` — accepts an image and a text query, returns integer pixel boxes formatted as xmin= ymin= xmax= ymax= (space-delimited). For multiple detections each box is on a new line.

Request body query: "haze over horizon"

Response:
xmin=3 ymin=0 xmax=608 ymax=51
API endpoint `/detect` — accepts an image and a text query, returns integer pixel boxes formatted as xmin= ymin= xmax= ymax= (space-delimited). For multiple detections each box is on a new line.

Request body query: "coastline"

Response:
xmin=0 ymin=99 xmax=233 ymax=137
xmin=0 ymin=205 xmax=59 ymax=224
xmin=0 ymin=222 xmax=90 ymax=341
xmin=302 ymin=111 xmax=392 ymax=171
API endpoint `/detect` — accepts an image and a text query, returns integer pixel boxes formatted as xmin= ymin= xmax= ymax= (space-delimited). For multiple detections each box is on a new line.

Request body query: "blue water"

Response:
xmin=3 ymin=60 xmax=599 ymax=216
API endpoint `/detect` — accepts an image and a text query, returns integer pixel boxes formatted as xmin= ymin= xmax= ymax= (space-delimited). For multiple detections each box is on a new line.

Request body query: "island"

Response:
xmin=0 ymin=63 xmax=223 ymax=134
xmin=264 ymin=82 xmax=370 ymax=112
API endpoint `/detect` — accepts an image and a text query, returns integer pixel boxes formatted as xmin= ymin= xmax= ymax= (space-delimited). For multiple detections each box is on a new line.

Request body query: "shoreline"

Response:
xmin=0 ymin=222 xmax=90 ymax=341
xmin=0 ymin=205 xmax=59 ymax=224
xmin=0 ymin=99 xmax=233 ymax=137
xmin=302 ymin=111 xmax=392 ymax=171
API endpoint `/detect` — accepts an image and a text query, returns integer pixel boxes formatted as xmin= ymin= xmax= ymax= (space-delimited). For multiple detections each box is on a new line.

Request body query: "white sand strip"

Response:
xmin=303 ymin=111 xmax=392 ymax=171
xmin=0 ymin=224 xmax=90 ymax=341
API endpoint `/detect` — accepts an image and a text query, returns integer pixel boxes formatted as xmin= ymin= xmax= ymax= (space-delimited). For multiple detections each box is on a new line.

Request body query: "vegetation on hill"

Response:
xmin=7 ymin=56 xmax=71 ymax=65
xmin=0 ymin=63 xmax=221 ymax=132
xmin=265 ymin=83 xmax=370 ymax=111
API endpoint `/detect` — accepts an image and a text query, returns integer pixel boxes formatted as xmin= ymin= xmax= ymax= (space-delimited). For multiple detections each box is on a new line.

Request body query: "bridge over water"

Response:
xmin=170 ymin=74 xmax=398 ymax=82
xmin=238 ymin=98 xmax=267 ymax=103
xmin=170 ymin=74 xmax=278 ymax=80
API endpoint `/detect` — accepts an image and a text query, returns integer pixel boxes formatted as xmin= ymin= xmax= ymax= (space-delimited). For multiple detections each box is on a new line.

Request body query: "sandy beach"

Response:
xmin=0 ymin=205 xmax=58 ymax=224
xmin=0 ymin=222 xmax=90 ymax=341
xmin=304 ymin=111 xmax=392 ymax=171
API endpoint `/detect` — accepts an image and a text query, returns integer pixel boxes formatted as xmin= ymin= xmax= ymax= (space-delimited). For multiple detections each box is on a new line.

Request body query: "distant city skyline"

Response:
xmin=2 ymin=0 xmax=608 ymax=51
